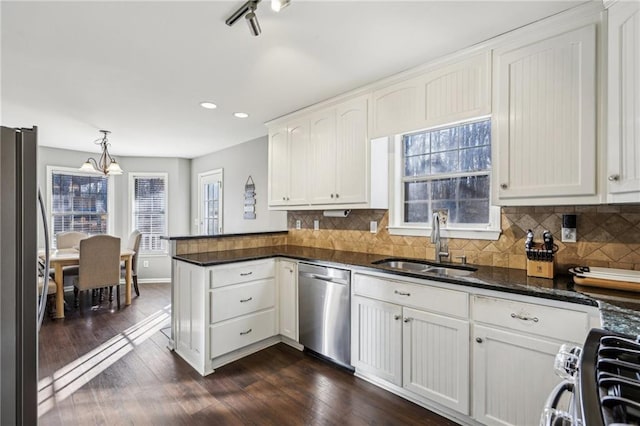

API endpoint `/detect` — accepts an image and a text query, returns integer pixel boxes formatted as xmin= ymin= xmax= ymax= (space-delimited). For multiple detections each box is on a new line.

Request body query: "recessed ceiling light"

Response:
xmin=200 ymin=102 xmax=217 ymax=109
xmin=233 ymin=112 xmax=249 ymax=118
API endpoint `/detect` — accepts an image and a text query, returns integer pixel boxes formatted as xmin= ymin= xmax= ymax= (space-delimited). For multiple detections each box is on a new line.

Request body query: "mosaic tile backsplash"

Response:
xmin=286 ymin=205 xmax=640 ymax=271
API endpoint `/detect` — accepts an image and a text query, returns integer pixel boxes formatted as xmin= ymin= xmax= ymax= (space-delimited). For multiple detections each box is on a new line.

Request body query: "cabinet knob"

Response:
xmin=476 ymin=337 xmax=483 ymax=343
xmin=282 ymin=197 xmax=286 ymax=201
xmin=608 ymin=174 xmax=620 ymax=182
xmin=403 ymin=317 xmax=412 ymax=323
xmin=335 ymin=193 xmax=339 ymax=199
xmin=394 ymin=315 xmax=401 ymax=321
xmin=286 ymin=197 xmax=290 ymax=201
xmin=330 ymin=193 xmax=334 ymax=198
xmin=500 ymin=183 xmax=508 ymax=190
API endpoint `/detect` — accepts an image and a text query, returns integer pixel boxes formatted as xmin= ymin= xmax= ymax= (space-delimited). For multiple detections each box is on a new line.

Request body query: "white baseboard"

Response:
xmin=118 ymin=278 xmax=171 ymax=285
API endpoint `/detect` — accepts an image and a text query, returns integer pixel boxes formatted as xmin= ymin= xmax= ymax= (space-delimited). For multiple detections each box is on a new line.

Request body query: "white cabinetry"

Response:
xmin=371 ymin=51 xmax=491 ymax=138
xmin=269 ymin=94 xmax=377 ymax=210
xmin=471 ymin=295 xmax=591 ymax=426
xmin=172 ymin=259 xmax=279 ymax=375
xmin=352 ymin=273 xmax=470 ymax=414
xmin=174 ymin=260 xmax=206 ymax=373
xmin=267 ymin=119 xmax=309 ymax=207
xmin=493 ymin=24 xmax=598 ymax=204
xmin=277 ymin=259 xmax=298 ymax=342
xmin=607 ymin=1 xmax=640 ymax=203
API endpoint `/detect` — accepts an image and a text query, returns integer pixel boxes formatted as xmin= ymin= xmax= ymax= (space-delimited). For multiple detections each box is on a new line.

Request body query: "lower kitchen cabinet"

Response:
xmin=277 ymin=259 xmax=298 ymax=342
xmin=352 ymin=296 xmax=402 ymax=386
xmin=471 ymin=325 xmax=563 ymax=426
xmin=403 ymin=308 xmax=469 ymax=414
xmin=172 ymin=259 xmax=280 ymax=375
xmin=351 ymin=274 xmax=470 ymax=416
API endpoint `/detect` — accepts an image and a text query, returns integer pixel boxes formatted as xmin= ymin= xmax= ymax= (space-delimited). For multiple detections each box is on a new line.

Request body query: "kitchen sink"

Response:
xmin=372 ymin=258 xmax=477 ymax=278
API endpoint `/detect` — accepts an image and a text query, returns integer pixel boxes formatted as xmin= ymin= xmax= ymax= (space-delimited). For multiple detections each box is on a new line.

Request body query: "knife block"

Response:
xmin=527 ymin=259 xmax=555 ymax=279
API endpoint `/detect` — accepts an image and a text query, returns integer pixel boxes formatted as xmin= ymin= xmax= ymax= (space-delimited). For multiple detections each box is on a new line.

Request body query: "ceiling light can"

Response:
xmin=200 ymin=102 xmax=217 ymax=109
xmin=234 ymin=112 xmax=249 ymax=118
xmin=245 ymin=11 xmax=261 ymax=36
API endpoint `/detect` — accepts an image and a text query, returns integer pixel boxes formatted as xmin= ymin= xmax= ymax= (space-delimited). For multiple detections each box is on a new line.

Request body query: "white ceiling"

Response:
xmin=1 ymin=0 xmax=585 ymax=159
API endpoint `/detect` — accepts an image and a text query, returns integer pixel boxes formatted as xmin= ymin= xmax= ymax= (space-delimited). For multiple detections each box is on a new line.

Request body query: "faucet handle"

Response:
xmin=455 ymin=255 xmax=467 ymax=265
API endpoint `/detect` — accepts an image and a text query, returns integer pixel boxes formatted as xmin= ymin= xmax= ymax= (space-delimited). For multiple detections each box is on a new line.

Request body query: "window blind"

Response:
xmin=132 ymin=176 xmax=167 ymax=253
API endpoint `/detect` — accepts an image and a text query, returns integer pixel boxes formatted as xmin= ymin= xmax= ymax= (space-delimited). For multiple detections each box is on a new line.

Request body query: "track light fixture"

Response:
xmin=226 ymin=0 xmax=290 ymax=37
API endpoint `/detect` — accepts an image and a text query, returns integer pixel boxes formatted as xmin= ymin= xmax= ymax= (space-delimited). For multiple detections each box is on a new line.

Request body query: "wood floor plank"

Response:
xmin=39 ymin=283 xmax=460 ymax=426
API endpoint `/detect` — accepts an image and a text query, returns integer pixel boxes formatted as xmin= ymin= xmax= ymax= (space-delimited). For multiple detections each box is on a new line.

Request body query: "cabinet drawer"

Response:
xmin=354 ymin=274 xmax=468 ymax=318
xmin=210 ymin=309 xmax=276 ymax=359
xmin=471 ymin=295 xmax=590 ymax=343
xmin=209 ymin=259 xmax=275 ymax=288
xmin=210 ymin=279 xmax=275 ymax=323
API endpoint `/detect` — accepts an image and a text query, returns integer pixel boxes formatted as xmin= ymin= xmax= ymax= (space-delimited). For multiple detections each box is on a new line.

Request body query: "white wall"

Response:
xmin=37 ymin=146 xmax=191 ymax=281
xmin=190 ymin=136 xmax=287 ymax=234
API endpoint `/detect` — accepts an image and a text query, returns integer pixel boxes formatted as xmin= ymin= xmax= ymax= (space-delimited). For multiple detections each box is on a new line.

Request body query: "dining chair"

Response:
xmin=54 ymin=231 xmax=88 ymax=284
xmin=74 ymin=235 xmax=122 ymax=309
xmin=56 ymin=231 xmax=88 ymax=249
xmin=38 ymin=276 xmax=57 ymax=317
xmin=121 ymin=230 xmax=142 ymax=296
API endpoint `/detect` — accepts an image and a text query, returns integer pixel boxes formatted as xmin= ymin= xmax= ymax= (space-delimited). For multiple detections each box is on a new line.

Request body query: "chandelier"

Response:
xmin=79 ymin=130 xmax=123 ymax=175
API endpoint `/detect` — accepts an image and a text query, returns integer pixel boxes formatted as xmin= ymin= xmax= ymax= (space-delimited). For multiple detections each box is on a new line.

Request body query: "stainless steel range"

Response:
xmin=542 ymin=328 xmax=640 ymax=425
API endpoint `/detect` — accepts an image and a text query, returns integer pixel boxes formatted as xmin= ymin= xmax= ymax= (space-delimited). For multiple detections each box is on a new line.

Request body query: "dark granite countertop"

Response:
xmin=161 ymin=230 xmax=288 ymax=241
xmin=174 ymin=245 xmax=640 ymax=337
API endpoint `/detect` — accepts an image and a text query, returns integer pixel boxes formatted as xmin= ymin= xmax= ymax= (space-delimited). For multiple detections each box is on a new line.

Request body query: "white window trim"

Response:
xmin=128 ymin=172 xmax=169 ymax=256
xmin=197 ymin=168 xmax=224 ymax=235
xmin=388 ymin=132 xmax=502 ymax=241
xmin=46 ymin=165 xmax=115 ymax=245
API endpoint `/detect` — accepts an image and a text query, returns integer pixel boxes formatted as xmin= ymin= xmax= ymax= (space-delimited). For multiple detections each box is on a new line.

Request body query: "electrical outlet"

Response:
xmin=313 ymin=219 xmax=319 ymax=230
xmin=562 ymin=228 xmax=577 ymax=243
xmin=295 ymin=219 xmax=301 ymax=230
xmin=143 ymin=261 xmax=149 ymax=268
xmin=370 ymin=221 xmax=378 ymax=233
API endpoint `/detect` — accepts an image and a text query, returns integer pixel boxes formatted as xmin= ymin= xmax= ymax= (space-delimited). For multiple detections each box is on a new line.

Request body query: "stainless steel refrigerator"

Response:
xmin=0 ymin=126 xmax=38 ymax=425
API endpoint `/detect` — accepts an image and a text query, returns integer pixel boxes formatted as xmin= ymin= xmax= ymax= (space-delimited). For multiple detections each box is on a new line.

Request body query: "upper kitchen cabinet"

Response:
xmin=370 ymin=51 xmax=491 ymax=138
xmin=267 ymin=119 xmax=309 ymax=207
xmin=269 ymin=94 xmax=385 ymax=210
xmin=607 ymin=0 xmax=640 ymax=203
xmin=493 ymin=22 xmax=599 ymax=205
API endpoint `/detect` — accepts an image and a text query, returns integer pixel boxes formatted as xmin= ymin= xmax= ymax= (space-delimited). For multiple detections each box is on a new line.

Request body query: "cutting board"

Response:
xmin=572 ymin=275 xmax=640 ymax=292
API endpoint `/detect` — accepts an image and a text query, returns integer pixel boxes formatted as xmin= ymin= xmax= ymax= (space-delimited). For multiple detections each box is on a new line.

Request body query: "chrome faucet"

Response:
xmin=431 ymin=212 xmax=449 ymax=263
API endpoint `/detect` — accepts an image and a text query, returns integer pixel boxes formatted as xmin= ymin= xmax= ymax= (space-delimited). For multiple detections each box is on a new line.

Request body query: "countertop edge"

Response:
xmin=161 ymin=230 xmax=288 ymax=241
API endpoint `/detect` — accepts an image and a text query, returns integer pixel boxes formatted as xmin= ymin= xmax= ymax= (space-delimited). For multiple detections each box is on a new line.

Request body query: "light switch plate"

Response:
xmin=313 ymin=219 xmax=319 ymax=230
xmin=370 ymin=221 xmax=378 ymax=234
xmin=295 ymin=219 xmax=301 ymax=230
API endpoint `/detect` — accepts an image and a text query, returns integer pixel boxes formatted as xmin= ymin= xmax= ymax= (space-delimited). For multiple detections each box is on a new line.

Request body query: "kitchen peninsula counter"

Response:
xmin=173 ymin=245 xmax=640 ymax=337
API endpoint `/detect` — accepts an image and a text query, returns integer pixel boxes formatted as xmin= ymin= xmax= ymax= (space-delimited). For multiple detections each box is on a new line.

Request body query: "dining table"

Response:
xmin=39 ymin=248 xmax=135 ymax=319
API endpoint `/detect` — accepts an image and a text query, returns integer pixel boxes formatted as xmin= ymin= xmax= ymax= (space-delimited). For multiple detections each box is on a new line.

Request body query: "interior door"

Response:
xmin=198 ymin=169 xmax=223 ymax=235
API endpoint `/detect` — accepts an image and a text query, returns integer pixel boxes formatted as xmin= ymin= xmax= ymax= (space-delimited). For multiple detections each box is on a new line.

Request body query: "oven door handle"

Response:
xmin=540 ymin=380 xmax=575 ymax=426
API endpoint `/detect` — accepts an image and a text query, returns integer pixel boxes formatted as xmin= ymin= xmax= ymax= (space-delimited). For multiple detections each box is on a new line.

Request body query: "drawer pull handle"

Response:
xmin=394 ymin=290 xmax=411 ymax=296
xmin=240 ymin=328 xmax=253 ymax=336
xmin=394 ymin=315 xmax=401 ymax=321
xmin=240 ymin=272 xmax=253 ymax=276
xmin=240 ymin=297 xmax=253 ymax=303
xmin=511 ymin=313 xmax=539 ymax=322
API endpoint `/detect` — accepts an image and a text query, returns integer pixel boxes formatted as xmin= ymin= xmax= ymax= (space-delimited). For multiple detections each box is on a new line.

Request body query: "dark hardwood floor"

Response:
xmin=38 ymin=283 xmax=459 ymax=425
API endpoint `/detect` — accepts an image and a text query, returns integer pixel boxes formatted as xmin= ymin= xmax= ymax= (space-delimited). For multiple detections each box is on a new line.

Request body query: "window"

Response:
xmin=48 ymin=167 xmax=111 ymax=247
xmin=198 ymin=169 xmax=223 ymax=235
xmin=389 ymin=118 xmax=500 ymax=240
xmin=131 ymin=173 xmax=168 ymax=254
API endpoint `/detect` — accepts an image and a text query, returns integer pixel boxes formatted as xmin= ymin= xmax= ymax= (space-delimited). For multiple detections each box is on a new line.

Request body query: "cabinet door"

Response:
xmin=268 ymin=126 xmax=289 ymax=206
xmin=174 ymin=261 xmax=206 ymax=371
xmin=493 ymin=25 xmax=597 ymax=202
xmin=335 ymin=95 xmax=369 ymax=204
xmin=308 ymin=109 xmax=337 ymax=204
xmin=607 ymin=1 xmax=640 ymax=202
xmin=421 ymin=51 xmax=491 ymax=128
xmin=472 ymin=325 xmax=562 ymax=426
xmin=278 ymin=260 xmax=298 ymax=341
xmin=402 ymin=307 xmax=469 ymax=415
xmin=287 ymin=119 xmax=309 ymax=205
xmin=352 ymin=296 xmax=402 ymax=386
xmin=371 ymin=76 xmax=424 ymax=138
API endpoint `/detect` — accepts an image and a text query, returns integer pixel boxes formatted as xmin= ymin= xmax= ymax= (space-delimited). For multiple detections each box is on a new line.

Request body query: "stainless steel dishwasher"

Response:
xmin=298 ymin=262 xmax=351 ymax=368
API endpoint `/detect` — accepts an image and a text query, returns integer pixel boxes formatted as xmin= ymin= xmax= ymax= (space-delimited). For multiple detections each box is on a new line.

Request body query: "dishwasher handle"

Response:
xmin=299 ymin=271 xmax=349 ymax=286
